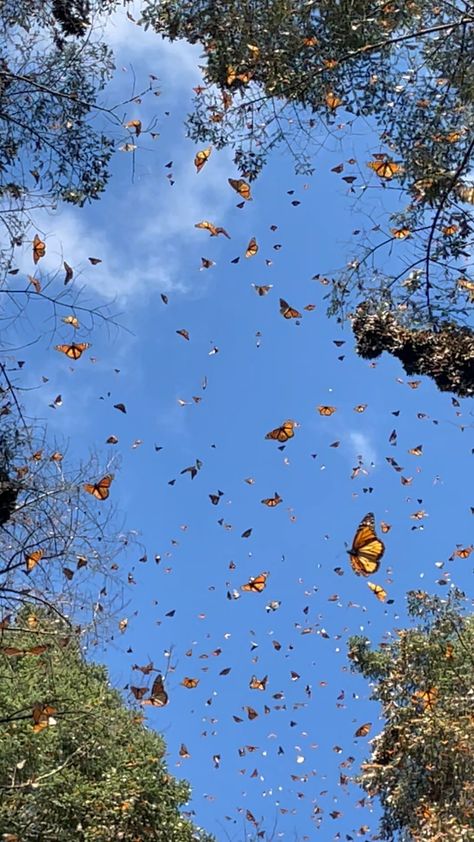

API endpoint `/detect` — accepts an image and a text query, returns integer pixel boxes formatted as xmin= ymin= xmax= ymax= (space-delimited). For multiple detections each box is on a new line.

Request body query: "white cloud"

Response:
xmin=347 ymin=430 xmax=377 ymax=467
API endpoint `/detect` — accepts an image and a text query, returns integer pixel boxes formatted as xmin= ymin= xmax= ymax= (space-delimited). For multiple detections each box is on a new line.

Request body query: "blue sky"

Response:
xmin=10 ymin=5 xmax=474 ymax=840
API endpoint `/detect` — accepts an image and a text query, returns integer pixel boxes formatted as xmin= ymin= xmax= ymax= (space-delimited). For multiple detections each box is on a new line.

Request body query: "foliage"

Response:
xmin=0 ymin=610 xmax=214 ymax=842
xmin=142 ymin=0 xmax=474 ymax=387
xmin=348 ymin=588 xmax=474 ymax=841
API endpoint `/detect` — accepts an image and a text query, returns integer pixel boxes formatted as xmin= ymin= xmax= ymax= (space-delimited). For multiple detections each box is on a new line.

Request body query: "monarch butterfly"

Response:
xmin=25 ymin=549 xmax=44 ymax=573
xmin=354 ymin=404 xmax=368 ymax=413
xmin=265 ymin=420 xmax=295 ymax=442
xmin=32 ymin=703 xmax=57 ymax=732
xmin=348 ymin=512 xmax=385 ymax=576
xmin=412 ymin=687 xmax=438 ymax=711
xmin=181 ymin=677 xmax=199 ymax=689
xmin=130 ymin=686 xmax=148 ymax=701
xmin=354 ymin=722 xmax=372 ymax=738
xmin=455 ymin=182 xmax=474 ymax=205
xmin=226 ymin=66 xmax=253 ymax=86
xmin=279 ymin=298 xmax=301 ymax=319
xmin=325 ymin=91 xmax=342 ymax=110
xmin=179 ymin=743 xmax=191 ymax=758
xmin=442 ymin=224 xmax=458 ymax=236
xmin=261 ymin=492 xmax=282 ymax=507
xmin=408 ymin=444 xmax=423 ymax=456
xmin=33 ymin=234 xmax=46 ymax=264
xmin=368 ymin=581 xmax=387 ymax=602
xmin=249 ymin=675 xmax=268 ymax=691
xmin=317 ymin=405 xmax=336 ymax=416
xmin=252 ymin=284 xmax=273 ymax=296
xmin=228 ymin=178 xmax=252 ymax=201
xmin=55 ymin=342 xmax=90 ymax=360
xmin=245 ymin=237 xmax=258 ymax=258
xmin=241 ymin=572 xmax=268 ymax=593
xmin=380 ymin=521 xmax=392 ymax=533
xmin=194 ymin=147 xmax=212 ymax=173
xmin=367 ymin=159 xmax=401 ymax=179
xmin=391 ymin=227 xmax=410 ymax=239
xmin=142 ymin=674 xmax=168 ymax=707
xmin=83 ymin=475 xmax=113 ymax=501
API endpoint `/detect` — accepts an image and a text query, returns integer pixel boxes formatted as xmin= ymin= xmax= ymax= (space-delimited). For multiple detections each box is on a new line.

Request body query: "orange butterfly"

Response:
xmin=261 ymin=492 xmax=282 ymax=507
xmin=368 ymin=581 xmax=387 ymax=602
xmin=25 ymin=549 xmax=44 ymax=573
xmin=367 ymin=159 xmax=401 ymax=179
xmin=279 ymin=298 xmax=301 ymax=319
xmin=83 ymin=475 xmax=113 ymax=501
xmin=194 ymin=147 xmax=212 ymax=172
xmin=181 ymin=677 xmax=199 ymax=689
xmin=245 ymin=237 xmax=258 ymax=258
xmin=412 ymin=687 xmax=439 ymax=711
xmin=249 ymin=675 xmax=268 ymax=691
xmin=241 ymin=572 xmax=268 ymax=593
xmin=142 ymin=674 xmax=169 ymax=707
xmin=228 ymin=178 xmax=252 ymax=200
xmin=33 ymin=234 xmax=46 ymax=264
xmin=325 ymin=91 xmax=342 ymax=110
xmin=354 ymin=404 xmax=368 ymax=413
xmin=265 ymin=419 xmax=295 ymax=442
xmin=354 ymin=722 xmax=372 ymax=737
xmin=55 ymin=342 xmax=90 ymax=360
xmin=317 ymin=405 xmax=336 ymax=416
xmin=348 ymin=512 xmax=385 ymax=576
xmin=32 ymin=703 xmax=57 ymax=732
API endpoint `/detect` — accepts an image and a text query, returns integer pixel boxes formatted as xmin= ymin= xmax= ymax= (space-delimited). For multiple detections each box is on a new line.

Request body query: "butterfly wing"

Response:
xmin=145 ymin=674 xmax=168 ymax=706
xmin=349 ymin=513 xmax=385 ymax=576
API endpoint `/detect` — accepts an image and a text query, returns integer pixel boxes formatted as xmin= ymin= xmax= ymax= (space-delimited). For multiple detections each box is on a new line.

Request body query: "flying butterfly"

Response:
xmin=249 ymin=675 xmax=268 ymax=691
xmin=142 ymin=674 xmax=168 ymax=707
xmin=245 ymin=237 xmax=258 ymax=258
xmin=367 ymin=159 xmax=401 ymax=179
xmin=368 ymin=581 xmax=387 ymax=602
xmin=241 ymin=572 xmax=268 ymax=593
xmin=194 ymin=147 xmax=212 ymax=173
xmin=55 ymin=342 xmax=90 ymax=360
xmin=83 ymin=474 xmax=113 ymax=501
xmin=261 ymin=492 xmax=282 ymax=507
xmin=181 ymin=677 xmax=199 ymax=689
xmin=228 ymin=178 xmax=252 ymax=201
xmin=33 ymin=234 xmax=46 ymax=264
xmin=279 ymin=298 xmax=301 ymax=319
xmin=252 ymin=284 xmax=273 ymax=296
xmin=25 ymin=549 xmax=44 ymax=573
xmin=317 ymin=405 xmax=336 ymax=416
xmin=354 ymin=722 xmax=372 ymax=738
xmin=265 ymin=419 xmax=295 ymax=442
xmin=348 ymin=512 xmax=385 ymax=576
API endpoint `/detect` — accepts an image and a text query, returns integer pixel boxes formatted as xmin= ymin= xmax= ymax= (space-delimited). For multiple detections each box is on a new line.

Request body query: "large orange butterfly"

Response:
xmin=348 ymin=512 xmax=385 ymax=576
xmin=55 ymin=342 xmax=90 ymax=360
xmin=367 ymin=159 xmax=401 ymax=179
xmin=83 ymin=475 xmax=113 ymax=500
xmin=241 ymin=572 xmax=268 ymax=593
xmin=228 ymin=178 xmax=252 ymax=200
xmin=265 ymin=420 xmax=295 ymax=442
xmin=279 ymin=298 xmax=301 ymax=319
xmin=142 ymin=674 xmax=168 ymax=707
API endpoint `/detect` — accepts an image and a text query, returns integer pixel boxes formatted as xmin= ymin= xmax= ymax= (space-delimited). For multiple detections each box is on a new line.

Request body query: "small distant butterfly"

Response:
xmin=228 ymin=178 xmax=252 ymax=200
xmin=367 ymin=581 xmax=387 ymax=602
xmin=261 ymin=492 xmax=282 ymax=507
xmin=181 ymin=677 xmax=199 ymax=689
xmin=249 ymin=675 xmax=268 ymax=691
xmin=194 ymin=147 xmax=212 ymax=173
xmin=33 ymin=234 xmax=46 ymax=264
xmin=252 ymin=284 xmax=273 ymax=296
xmin=245 ymin=237 xmax=258 ymax=258
xmin=317 ymin=405 xmax=336 ymax=416
xmin=367 ymin=159 xmax=401 ymax=179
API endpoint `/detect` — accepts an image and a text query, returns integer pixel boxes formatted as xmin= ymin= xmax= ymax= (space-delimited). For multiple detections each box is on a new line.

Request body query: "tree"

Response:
xmin=142 ymin=0 xmax=474 ymax=394
xmin=0 ymin=0 xmax=158 ymax=276
xmin=0 ymin=418 xmax=132 ymax=637
xmin=0 ymin=609 xmax=214 ymax=842
xmin=348 ymin=588 xmax=474 ymax=841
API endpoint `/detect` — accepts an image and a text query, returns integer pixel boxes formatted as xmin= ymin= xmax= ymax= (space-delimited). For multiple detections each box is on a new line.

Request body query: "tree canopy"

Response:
xmin=348 ymin=588 xmax=474 ymax=841
xmin=142 ymin=0 xmax=474 ymax=393
xmin=0 ymin=609 xmax=214 ymax=842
